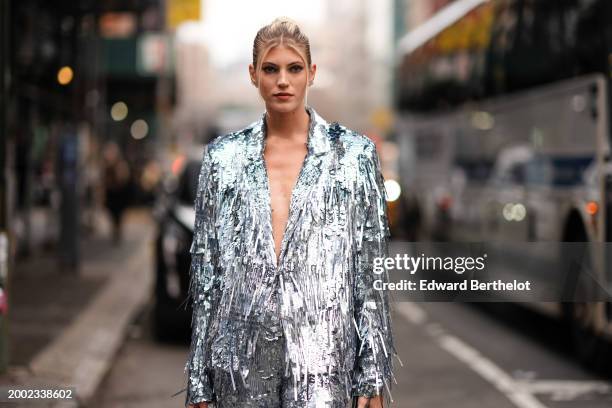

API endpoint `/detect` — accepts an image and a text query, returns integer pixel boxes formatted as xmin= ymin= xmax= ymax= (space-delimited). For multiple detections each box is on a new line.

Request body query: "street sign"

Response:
xmin=167 ymin=0 xmax=201 ymax=30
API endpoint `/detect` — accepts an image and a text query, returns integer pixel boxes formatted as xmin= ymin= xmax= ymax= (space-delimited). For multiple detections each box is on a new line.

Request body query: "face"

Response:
xmin=249 ymin=44 xmax=316 ymax=114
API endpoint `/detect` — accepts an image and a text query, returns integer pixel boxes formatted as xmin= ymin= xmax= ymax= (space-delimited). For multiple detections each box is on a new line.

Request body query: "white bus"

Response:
xmin=395 ymin=0 xmax=612 ymax=367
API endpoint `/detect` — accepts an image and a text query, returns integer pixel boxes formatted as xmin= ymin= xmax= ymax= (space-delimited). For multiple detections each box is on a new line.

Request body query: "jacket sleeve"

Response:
xmin=185 ymin=144 xmax=219 ymax=406
xmin=352 ymin=141 xmax=397 ymax=399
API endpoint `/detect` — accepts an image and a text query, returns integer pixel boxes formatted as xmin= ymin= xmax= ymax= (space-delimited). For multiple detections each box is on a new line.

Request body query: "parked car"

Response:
xmin=152 ymin=151 xmax=202 ymax=342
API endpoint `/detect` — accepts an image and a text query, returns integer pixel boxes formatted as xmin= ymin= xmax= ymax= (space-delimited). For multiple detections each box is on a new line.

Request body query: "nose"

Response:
xmin=277 ymin=69 xmax=289 ymax=88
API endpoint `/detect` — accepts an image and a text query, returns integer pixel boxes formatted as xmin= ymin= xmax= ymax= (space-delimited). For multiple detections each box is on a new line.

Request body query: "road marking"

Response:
xmin=396 ymin=302 xmax=612 ymax=406
xmin=438 ymin=334 xmax=548 ymax=408
xmin=516 ymin=380 xmax=612 ymax=401
xmin=396 ymin=302 xmax=547 ymax=408
xmin=394 ymin=301 xmax=427 ymax=325
xmin=397 ymin=302 xmax=612 ymax=407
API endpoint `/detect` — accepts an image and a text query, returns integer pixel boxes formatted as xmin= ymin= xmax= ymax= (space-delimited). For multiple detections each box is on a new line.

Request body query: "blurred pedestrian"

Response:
xmin=182 ymin=18 xmax=398 ymax=408
xmin=102 ymin=142 xmax=130 ymax=244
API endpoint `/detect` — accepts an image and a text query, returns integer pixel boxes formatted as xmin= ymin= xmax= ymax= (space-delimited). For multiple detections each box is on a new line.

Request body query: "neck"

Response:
xmin=264 ymin=104 xmax=310 ymax=142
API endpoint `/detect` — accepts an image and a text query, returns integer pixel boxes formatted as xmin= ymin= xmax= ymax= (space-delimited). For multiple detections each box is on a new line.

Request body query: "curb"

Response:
xmin=27 ymin=227 xmax=153 ymax=407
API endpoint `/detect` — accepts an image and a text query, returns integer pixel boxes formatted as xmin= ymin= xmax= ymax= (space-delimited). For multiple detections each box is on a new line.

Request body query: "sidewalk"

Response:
xmin=0 ymin=208 xmax=155 ymax=407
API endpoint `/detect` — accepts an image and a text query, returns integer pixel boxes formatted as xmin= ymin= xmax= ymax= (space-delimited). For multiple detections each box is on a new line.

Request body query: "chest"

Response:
xmin=264 ymin=143 xmax=307 ymax=208
xmin=262 ymin=141 xmax=308 ymax=257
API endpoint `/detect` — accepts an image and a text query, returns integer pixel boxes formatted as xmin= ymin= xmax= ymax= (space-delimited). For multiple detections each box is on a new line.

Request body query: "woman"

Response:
xmin=184 ymin=18 xmax=398 ymax=408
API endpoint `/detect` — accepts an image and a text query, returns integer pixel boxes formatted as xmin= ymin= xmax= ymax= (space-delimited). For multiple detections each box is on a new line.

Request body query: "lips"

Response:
xmin=273 ymin=93 xmax=293 ymax=101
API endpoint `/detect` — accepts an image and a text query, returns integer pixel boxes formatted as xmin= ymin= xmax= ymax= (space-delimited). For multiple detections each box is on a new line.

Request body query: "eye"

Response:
xmin=262 ymin=66 xmax=277 ymax=73
xmin=289 ymin=65 xmax=303 ymax=73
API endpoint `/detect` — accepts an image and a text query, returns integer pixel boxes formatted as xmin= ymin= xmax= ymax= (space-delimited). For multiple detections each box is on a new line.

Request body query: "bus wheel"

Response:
xmin=561 ymin=240 xmax=609 ymax=372
xmin=564 ymin=302 xmax=607 ymax=370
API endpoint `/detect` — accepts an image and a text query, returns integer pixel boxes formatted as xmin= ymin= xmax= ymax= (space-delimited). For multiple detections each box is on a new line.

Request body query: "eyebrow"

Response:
xmin=261 ymin=61 xmax=304 ymax=67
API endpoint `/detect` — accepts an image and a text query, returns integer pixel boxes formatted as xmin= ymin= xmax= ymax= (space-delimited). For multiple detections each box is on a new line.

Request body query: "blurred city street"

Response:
xmin=1 ymin=0 xmax=612 ymax=407
xmin=9 ymin=209 xmax=153 ymax=367
xmin=0 ymin=208 xmax=155 ymax=405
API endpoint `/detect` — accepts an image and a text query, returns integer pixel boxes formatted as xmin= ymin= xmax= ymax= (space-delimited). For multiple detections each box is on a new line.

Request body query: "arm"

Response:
xmin=352 ymin=141 xmax=397 ymax=404
xmin=185 ymin=145 xmax=219 ymax=406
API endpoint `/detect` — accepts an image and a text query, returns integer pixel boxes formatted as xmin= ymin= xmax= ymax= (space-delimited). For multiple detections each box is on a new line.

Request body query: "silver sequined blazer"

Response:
xmin=184 ymin=106 xmax=398 ymax=406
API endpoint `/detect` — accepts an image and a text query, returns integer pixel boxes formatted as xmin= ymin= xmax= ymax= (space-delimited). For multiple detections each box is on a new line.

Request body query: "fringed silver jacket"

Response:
xmin=184 ymin=106 xmax=398 ymax=406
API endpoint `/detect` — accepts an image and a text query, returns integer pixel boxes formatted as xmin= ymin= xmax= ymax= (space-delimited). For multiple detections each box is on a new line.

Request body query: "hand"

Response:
xmin=356 ymin=395 xmax=384 ymax=408
xmin=187 ymin=403 xmax=209 ymax=408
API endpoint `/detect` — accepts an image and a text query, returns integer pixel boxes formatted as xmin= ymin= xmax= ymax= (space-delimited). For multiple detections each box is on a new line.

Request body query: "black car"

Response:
xmin=152 ymin=154 xmax=202 ymax=342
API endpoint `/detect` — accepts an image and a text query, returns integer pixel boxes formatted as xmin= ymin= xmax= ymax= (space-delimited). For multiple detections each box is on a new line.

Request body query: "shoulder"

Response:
xmin=203 ymin=121 xmax=259 ymax=164
xmin=327 ymin=122 xmax=378 ymax=162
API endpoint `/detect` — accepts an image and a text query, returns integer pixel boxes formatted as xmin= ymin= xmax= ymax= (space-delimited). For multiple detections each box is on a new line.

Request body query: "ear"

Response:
xmin=308 ymin=63 xmax=317 ymax=86
xmin=248 ymin=64 xmax=257 ymax=87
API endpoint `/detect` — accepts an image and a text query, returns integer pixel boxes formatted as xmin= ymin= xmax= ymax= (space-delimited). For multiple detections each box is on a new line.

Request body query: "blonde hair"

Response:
xmin=252 ymin=18 xmax=313 ymax=83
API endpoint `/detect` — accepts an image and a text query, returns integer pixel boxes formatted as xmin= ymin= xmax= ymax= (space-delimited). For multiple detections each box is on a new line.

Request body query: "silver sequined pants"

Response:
xmin=209 ymin=285 xmax=353 ymax=408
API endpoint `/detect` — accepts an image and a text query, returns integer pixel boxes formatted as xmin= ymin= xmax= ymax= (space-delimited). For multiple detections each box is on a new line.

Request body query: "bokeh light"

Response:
xmin=110 ymin=102 xmax=128 ymax=121
xmin=57 ymin=66 xmax=74 ymax=85
xmin=131 ymin=119 xmax=149 ymax=139
xmin=384 ymin=179 xmax=401 ymax=202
